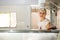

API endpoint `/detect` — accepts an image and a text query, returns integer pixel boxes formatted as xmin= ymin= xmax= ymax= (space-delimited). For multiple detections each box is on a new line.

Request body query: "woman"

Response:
xmin=37 ymin=9 xmax=51 ymax=30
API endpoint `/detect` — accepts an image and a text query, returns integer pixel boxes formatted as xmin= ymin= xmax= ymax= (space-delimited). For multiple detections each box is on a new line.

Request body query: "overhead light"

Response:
xmin=38 ymin=0 xmax=46 ymax=4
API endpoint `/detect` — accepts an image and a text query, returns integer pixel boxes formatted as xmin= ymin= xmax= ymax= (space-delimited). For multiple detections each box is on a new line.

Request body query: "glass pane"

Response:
xmin=10 ymin=12 xmax=16 ymax=27
xmin=0 ymin=12 xmax=16 ymax=27
xmin=0 ymin=13 xmax=10 ymax=27
xmin=31 ymin=5 xmax=51 ymax=30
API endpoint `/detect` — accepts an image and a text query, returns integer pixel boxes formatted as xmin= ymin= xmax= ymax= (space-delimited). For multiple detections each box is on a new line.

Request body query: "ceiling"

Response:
xmin=46 ymin=0 xmax=60 ymax=4
xmin=50 ymin=0 xmax=60 ymax=4
xmin=46 ymin=0 xmax=60 ymax=6
xmin=0 ymin=0 xmax=60 ymax=8
xmin=0 ymin=0 xmax=38 ymax=5
xmin=46 ymin=0 xmax=60 ymax=8
xmin=0 ymin=0 xmax=59 ymax=5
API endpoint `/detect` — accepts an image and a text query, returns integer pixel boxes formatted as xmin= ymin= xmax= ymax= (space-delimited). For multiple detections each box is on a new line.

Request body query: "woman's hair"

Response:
xmin=38 ymin=8 xmax=46 ymax=14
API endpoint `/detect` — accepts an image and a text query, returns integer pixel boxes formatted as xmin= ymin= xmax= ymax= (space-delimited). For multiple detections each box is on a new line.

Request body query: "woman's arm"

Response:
xmin=46 ymin=22 xmax=51 ymax=30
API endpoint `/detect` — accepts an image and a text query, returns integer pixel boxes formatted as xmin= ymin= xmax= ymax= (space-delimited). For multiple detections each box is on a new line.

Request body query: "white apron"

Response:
xmin=38 ymin=18 xmax=50 ymax=30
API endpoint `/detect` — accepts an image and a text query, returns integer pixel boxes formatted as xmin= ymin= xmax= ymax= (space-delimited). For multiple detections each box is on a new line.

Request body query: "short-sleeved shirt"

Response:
xmin=38 ymin=18 xmax=50 ymax=30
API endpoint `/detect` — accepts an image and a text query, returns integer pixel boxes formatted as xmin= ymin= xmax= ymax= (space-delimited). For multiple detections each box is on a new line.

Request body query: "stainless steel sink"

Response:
xmin=0 ymin=30 xmax=58 ymax=40
xmin=0 ymin=33 xmax=57 ymax=40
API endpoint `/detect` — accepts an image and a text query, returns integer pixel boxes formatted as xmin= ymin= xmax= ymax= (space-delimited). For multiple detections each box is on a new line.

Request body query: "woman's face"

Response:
xmin=39 ymin=10 xmax=46 ymax=18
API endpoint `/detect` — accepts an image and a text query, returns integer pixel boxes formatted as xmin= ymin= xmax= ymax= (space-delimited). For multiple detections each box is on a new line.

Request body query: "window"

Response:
xmin=0 ymin=12 xmax=16 ymax=27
